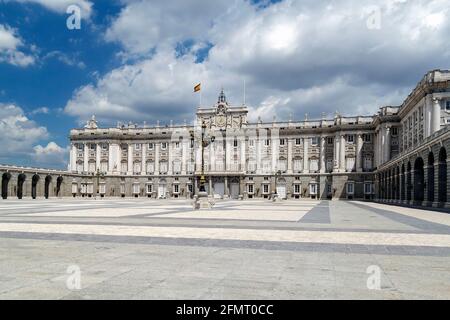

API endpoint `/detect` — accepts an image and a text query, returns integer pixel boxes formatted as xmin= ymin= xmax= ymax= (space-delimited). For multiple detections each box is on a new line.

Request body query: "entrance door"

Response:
xmin=230 ymin=183 xmax=239 ymax=199
xmin=158 ymin=185 xmax=166 ymax=199
xmin=276 ymin=185 xmax=286 ymax=199
xmin=214 ymin=182 xmax=224 ymax=199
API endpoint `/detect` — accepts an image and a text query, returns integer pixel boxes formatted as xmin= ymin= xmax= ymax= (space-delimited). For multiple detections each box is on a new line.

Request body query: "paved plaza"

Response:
xmin=0 ymin=198 xmax=449 ymax=299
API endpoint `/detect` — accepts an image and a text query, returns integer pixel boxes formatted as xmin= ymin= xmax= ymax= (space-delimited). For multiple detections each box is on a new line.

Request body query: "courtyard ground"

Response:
xmin=0 ymin=198 xmax=449 ymax=299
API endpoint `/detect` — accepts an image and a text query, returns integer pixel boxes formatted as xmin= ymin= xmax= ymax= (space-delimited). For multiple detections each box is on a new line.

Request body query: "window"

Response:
xmin=327 ymin=184 xmax=332 ymax=194
xmin=133 ymin=162 xmax=141 ymax=174
xmin=293 ymin=159 xmax=302 ymax=172
xmin=263 ymin=184 xmax=269 ymax=194
xmin=295 ymin=138 xmax=301 ymax=145
xmin=278 ymin=159 xmax=287 ymax=172
xmin=121 ymin=162 xmax=128 ymax=173
xmin=280 ymin=139 xmax=285 ymax=146
xmin=249 ymin=139 xmax=255 ymax=147
xmin=71 ymin=182 xmax=78 ymax=194
xmin=133 ymin=183 xmax=140 ymax=194
xmin=173 ymin=160 xmax=181 ymax=174
xmin=161 ymin=142 xmax=167 ymax=150
xmin=146 ymin=161 xmax=154 ymax=174
xmin=160 ymin=161 xmax=168 ymax=173
xmin=364 ymin=182 xmax=373 ymax=194
xmin=88 ymin=161 xmax=95 ymax=173
xmin=264 ymin=139 xmax=270 ymax=146
xmin=247 ymin=184 xmax=254 ymax=194
xmin=120 ymin=184 xmax=125 ymax=194
xmin=294 ymin=184 xmax=300 ymax=194
xmin=233 ymin=137 xmax=238 ymax=147
xmin=175 ymin=142 xmax=180 ymax=149
xmin=135 ymin=144 xmax=141 ymax=150
xmin=102 ymin=144 xmax=108 ymax=150
xmin=391 ymin=127 xmax=398 ymax=136
xmin=77 ymin=144 xmax=83 ymax=151
xmin=90 ymin=144 xmax=95 ymax=150
xmin=190 ymin=139 xmax=194 ymax=148
xmin=311 ymin=137 xmax=319 ymax=146
xmin=146 ymin=184 xmax=153 ymax=194
xmin=187 ymin=160 xmax=195 ymax=173
xmin=309 ymin=183 xmax=317 ymax=195
xmin=247 ymin=160 xmax=256 ymax=172
xmin=346 ymin=157 xmax=355 ymax=172
xmin=364 ymin=157 xmax=373 ymax=170
xmin=173 ymin=184 xmax=179 ymax=193
xmin=347 ymin=182 xmax=354 ymax=194
xmin=327 ymin=137 xmax=333 ymax=145
xmin=100 ymin=161 xmax=108 ymax=173
xmin=446 ymin=101 xmax=450 ymax=111
xmin=347 ymin=135 xmax=354 ymax=143
xmin=148 ymin=143 xmax=154 ymax=150
xmin=187 ymin=183 xmax=193 ymax=193
xmin=99 ymin=183 xmax=106 ymax=194
xmin=309 ymin=159 xmax=319 ymax=172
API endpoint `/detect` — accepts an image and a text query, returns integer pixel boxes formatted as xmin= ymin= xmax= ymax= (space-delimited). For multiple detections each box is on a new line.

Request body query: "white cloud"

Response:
xmin=0 ymin=104 xmax=49 ymax=162
xmin=32 ymin=142 xmax=69 ymax=167
xmin=0 ymin=24 xmax=35 ymax=67
xmin=30 ymin=107 xmax=50 ymax=115
xmin=65 ymin=0 xmax=450 ymax=125
xmin=11 ymin=0 xmax=93 ymax=17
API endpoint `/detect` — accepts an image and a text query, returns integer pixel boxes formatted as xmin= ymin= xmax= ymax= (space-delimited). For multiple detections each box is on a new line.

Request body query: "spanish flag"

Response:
xmin=194 ymin=83 xmax=201 ymax=92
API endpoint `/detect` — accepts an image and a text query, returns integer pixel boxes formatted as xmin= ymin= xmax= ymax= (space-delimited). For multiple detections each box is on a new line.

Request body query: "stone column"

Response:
xmin=83 ymin=143 xmax=89 ymax=172
xmin=224 ymin=176 xmax=229 ymax=197
xmin=356 ymin=133 xmax=363 ymax=172
xmin=333 ymin=134 xmax=339 ymax=172
xmin=168 ymin=141 xmax=173 ymax=175
xmin=384 ymin=126 xmax=391 ymax=163
xmin=302 ymin=137 xmax=309 ymax=173
xmin=287 ymin=138 xmax=293 ymax=174
xmin=96 ymin=143 xmax=101 ymax=171
xmin=339 ymin=134 xmax=345 ymax=171
xmin=181 ymin=139 xmax=187 ymax=175
xmin=70 ymin=143 xmax=77 ymax=172
xmin=240 ymin=137 xmax=246 ymax=172
xmin=141 ymin=143 xmax=146 ymax=175
xmin=155 ymin=142 xmax=160 ymax=175
xmin=431 ymin=98 xmax=441 ymax=134
xmin=127 ymin=143 xmax=133 ymax=175
xmin=319 ymin=137 xmax=326 ymax=173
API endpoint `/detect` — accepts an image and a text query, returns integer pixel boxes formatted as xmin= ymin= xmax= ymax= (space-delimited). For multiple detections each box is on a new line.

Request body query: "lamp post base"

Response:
xmin=193 ymin=191 xmax=214 ymax=210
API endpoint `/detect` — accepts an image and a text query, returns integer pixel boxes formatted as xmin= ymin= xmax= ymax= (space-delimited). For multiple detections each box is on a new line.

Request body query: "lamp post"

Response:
xmin=93 ymin=168 xmax=105 ymax=198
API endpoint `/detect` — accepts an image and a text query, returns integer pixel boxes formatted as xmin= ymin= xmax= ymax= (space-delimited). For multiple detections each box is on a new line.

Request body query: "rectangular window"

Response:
xmin=295 ymin=138 xmax=301 ymax=145
xmin=71 ymin=183 xmax=78 ymax=194
xmin=294 ymin=184 xmax=300 ymax=194
xmin=392 ymin=127 xmax=398 ymax=136
xmin=327 ymin=137 xmax=333 ymax=145
xmin=233 ymin=138 xmax=238 ymax=147
xmin=133 ymin=184 xmax=140 ymax=194
xmin=446 ymin=101 xmax=450 ymax=111
xmin=347 ymin=135 xmax=354 ymax=143
xmin=311 ymin=137 xmax=319 ymax=146
xmin=364 ymin=182 xmax=373 ymax=194
xmin=135 ymin=144 xmax=141 ymax=150
xmin=280 ymin=139 xmax=285 ymax=146
xmin=190 ymin=139 xmax=194 ymax=148
xmin=363 ymin=134 xmax=371 ymax=142
xmin=327 ymin=184 xmax=332 ymax=194
xmin=161 ymin=142 xmax=167 ymax=150
xmin=175 ymin=142 xmax=180 ymax=149
xmin=265 ymin=139 xmax=270 ymax=146
xmin=102 ymin=144 xmax=108 ymax=150
xmin=99 ymin=183 xmax=106 ymax=194
xmin=120 ymin=184 xmax=125 ymax=194
xmin=249 ymin=139 xmax=254 ymax=147
xmin=347 ymin=182 xmax=354 ymax=194
xmin=187 ymin=184 xmax=193 ymax=193
xmin=148 ymin=143 xmax=154 ymax=150
xmin=248 ymin=184 xmax=254 ymax=194
xmin=146 ymin=184 xmax=153 ymax=194
xmin=173 ymin=184 xmax=179 ymax=193
xmin=263 ymin=184 xmax=269 ymax=194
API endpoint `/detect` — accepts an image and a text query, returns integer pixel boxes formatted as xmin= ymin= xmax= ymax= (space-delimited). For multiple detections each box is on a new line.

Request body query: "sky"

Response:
xmin=0 ymin=0 xmax=449 ymax=169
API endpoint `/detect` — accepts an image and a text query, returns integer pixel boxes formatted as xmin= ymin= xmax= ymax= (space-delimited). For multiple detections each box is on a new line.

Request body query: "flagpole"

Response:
xmin=243 ymin=79 xmax=246 ymax=106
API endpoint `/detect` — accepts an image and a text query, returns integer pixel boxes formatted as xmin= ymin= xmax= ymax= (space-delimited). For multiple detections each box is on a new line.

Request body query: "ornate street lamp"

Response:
xmin=93 ymin=168 xmax=105 ymax=198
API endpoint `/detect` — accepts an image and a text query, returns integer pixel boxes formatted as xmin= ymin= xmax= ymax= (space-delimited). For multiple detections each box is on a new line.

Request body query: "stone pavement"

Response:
xmin=0 ymin=198 xmax=449 ymax=299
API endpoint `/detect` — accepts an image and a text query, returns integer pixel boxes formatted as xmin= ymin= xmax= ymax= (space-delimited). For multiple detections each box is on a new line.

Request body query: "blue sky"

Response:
xmin=0 ymin=0 xmax=449 ymax=169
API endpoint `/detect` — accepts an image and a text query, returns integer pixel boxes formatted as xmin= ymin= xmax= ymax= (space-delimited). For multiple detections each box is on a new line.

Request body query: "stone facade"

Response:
xmin=1 ymin=70 xmax=450 ymax=207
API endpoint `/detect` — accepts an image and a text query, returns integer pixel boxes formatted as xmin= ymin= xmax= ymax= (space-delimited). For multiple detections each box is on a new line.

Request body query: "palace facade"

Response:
xmin=1 ymin=69 xmax=450 ymax=207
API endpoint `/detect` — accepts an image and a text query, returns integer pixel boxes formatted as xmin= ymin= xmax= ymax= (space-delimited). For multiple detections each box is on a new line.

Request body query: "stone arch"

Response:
xmin=406 ymin=162 xmax=412 ymax=201
xmin=427 ymin=152 xmax=435 ymax=204
xmin=31 ymin=174 xmax=40 ymax=199
xmin=438 ymin=147 xmax=447 ymax=203
xmin=2 ymin=172 xmax=11 ymax=199
xmin=44 ymin=175 xmax=52 ymax=199
xmin=56 ymin=176 xmax=63 ymax=197
xmin=413 ymin=157 xmax=425 ymax=203
xmin=17 ymin=174 xmax=26 ymax=199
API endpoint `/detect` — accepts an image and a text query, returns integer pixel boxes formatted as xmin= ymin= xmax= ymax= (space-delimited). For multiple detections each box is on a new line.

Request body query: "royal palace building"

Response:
xmin=1 ymin=69 xmax=450 ymax=208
